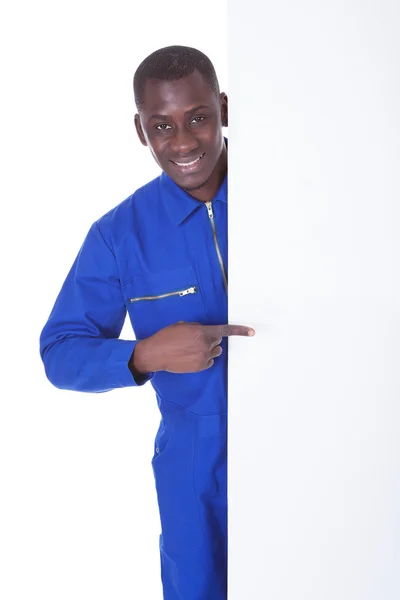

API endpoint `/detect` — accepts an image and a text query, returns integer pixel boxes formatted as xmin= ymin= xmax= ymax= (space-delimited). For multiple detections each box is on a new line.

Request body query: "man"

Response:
xmin=40 ymin=45 xmax=255 ymax=600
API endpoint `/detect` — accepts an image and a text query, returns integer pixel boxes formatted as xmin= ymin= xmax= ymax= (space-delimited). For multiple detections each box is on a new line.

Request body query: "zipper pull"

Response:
xmin=206 ymin=201 xmax=214 ymax=220
xmin=179 ymin=286 xmax=197 ymax=297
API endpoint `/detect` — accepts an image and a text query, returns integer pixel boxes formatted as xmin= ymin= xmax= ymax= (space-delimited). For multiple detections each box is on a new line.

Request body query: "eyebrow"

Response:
xmin=148 ymin=104 xmax=211 ymax=122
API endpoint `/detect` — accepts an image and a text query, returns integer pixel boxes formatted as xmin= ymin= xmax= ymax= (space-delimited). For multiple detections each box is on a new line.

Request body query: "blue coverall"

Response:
xmin=40 ymin=137 xmax=229 ymax=600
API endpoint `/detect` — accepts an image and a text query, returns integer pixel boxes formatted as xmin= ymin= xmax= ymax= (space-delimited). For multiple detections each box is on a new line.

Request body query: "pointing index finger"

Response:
xmin=205 ymin=324 xmax=256 ymax=337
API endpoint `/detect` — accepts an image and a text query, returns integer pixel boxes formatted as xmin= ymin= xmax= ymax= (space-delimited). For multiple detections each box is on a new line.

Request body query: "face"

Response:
xmin=134 ymin=70 xmax=228 ymax=199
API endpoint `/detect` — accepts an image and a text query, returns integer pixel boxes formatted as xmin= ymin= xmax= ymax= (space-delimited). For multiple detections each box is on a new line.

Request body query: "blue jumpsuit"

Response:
xmin=40 ymin=138 xmax=229 ymax=600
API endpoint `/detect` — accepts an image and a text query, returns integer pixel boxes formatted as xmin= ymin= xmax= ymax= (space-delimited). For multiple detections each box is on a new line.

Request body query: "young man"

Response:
xmin=40 ymin=45 xmax=255 ymax=600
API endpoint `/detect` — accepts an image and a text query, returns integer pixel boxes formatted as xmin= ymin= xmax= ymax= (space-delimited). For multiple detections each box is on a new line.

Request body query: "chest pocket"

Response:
xmin=122 ymin=265 xmax=207 ymax=339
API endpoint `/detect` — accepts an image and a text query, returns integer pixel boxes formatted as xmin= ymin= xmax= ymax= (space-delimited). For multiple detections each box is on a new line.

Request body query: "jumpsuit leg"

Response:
xmin=152 ymin=409 xmax=227 ymax=600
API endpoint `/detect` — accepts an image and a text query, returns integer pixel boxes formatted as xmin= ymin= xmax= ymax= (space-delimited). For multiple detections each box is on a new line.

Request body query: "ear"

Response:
xmin=134 ymin=113 xmax=148 ymax=147
xmin=220 ymin=93 xmax=228 ymax=127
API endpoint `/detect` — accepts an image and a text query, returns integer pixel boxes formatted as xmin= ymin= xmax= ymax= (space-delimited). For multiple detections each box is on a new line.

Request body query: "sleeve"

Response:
xmin=39 ymin=221 xmax=155 ymax=393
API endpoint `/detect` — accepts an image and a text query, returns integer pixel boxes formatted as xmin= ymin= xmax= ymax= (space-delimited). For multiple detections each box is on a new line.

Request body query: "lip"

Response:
xmin=170 ymin=152 xmax=205 ymax=173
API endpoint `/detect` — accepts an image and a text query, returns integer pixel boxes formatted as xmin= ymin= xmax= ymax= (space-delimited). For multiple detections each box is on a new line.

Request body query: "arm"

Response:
xmin=39 ymin=221 xmax=154 ymax=393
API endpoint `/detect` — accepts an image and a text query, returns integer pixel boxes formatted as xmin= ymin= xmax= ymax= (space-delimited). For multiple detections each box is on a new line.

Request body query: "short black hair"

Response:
xmin=133 ymin=45 xmax=221 ymax=111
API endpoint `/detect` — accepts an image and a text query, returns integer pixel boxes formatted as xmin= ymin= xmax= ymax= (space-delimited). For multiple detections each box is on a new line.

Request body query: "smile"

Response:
xmin=172 ymin=153 xmax=205 ymax=170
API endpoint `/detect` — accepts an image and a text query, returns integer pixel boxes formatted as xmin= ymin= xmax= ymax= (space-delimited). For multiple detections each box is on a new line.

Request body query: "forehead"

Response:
xmin=141 ymin=70 xmax=216 ymax=117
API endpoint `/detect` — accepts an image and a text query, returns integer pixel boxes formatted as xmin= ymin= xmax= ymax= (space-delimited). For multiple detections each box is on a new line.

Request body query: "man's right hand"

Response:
xmin=130 ymin=321 xmax=256 ymax=375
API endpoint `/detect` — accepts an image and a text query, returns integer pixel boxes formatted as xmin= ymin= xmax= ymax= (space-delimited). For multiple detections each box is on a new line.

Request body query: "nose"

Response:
xmin=170 ymin=125 xmax=199 ymax=155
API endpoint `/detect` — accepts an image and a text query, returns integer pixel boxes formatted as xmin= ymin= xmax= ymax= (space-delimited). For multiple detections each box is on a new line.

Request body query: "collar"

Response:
xmin=160 ymin=136 xmax=228 ymax=225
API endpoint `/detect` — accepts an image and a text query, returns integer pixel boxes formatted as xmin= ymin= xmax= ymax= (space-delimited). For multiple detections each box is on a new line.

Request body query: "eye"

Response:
xmin=191 ymin=116 xmax=206 ymax=124
xmin=155 ymin=123 xmax=172 ymax=131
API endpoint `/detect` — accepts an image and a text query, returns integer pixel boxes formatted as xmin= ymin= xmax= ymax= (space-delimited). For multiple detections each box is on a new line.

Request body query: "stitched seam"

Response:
xmin=156 ymin=396 xmax=227 ymax=418
xmin=95 ymin=221 xmax=116 ymax=259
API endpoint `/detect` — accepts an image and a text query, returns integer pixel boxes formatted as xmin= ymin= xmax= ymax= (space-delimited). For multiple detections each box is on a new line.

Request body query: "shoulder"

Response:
xmin=94 ymin=174 xmax=162 ymax=247
xmin=97 ymin=174 xmax=161 ymax=228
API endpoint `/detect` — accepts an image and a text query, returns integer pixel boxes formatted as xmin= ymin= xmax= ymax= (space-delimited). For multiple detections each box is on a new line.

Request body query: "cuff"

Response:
xmin=111 ymin=339 xmax=155 ymax=388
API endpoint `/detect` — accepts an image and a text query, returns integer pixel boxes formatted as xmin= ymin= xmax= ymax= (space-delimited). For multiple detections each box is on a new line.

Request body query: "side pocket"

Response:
xmin=151 ymin=415 xmax=174 ymax=463
xmin=151 ymin=413 xmax=203 ymax=554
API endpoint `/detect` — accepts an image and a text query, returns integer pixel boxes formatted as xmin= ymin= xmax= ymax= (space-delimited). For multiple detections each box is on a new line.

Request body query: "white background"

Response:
xmin=228 ymin=1 xmax=400 ymax=599
xmin=3 ymin=2 xmax=400 ymax=599
xmin=0 ymin=2 xmax=227 ymax=599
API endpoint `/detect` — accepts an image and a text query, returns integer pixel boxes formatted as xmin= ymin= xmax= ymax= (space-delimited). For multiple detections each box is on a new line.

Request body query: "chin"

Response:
xmin=180 ymin=173 xmax=211 ymax=192
xmin=167 ymin=167 xmax=204 ymax=186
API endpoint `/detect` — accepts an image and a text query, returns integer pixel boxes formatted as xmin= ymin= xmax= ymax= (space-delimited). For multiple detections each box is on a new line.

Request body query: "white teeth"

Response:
xmin=175 ymin=154 xmax=203 ymax=167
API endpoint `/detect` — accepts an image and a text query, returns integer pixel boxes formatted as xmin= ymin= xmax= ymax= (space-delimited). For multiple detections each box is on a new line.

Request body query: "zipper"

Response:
xmin=129 ymin=286 xmax=197 ymax=303
xmin=205 ymin=202 xmax=228 ymax=292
